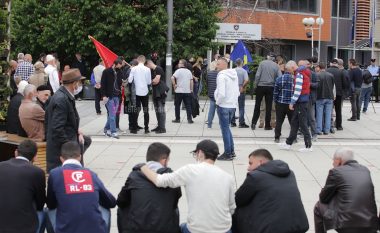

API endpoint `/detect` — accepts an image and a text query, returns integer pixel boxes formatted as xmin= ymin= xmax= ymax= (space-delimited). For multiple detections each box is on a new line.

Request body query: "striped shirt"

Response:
xmin=290 ymin=72 xmax=304 ymax=105
xmin=273 ymin=72 xmax=294 ymax=104
xmin=15 ymin=61 xmax=35 ymax=81
xmin=207 ymin=70 xmax=218 ymax=98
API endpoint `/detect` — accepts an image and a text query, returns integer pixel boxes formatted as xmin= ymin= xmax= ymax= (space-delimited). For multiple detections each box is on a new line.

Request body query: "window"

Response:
xmin=257 ymin=0 xmax=317 ymax=13
xmin=377 ymin=0 xmax=380 ymax=19
xmin=332 ymin=0 xmax=350 ymax=18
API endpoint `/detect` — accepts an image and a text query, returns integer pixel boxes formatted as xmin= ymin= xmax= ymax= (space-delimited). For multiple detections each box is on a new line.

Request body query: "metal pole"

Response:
xmin=318 ymin=0 xmax=323 ymax=62
xmin=311 ymin=27 xmax=314 ymax=58
xmin=6 ymin=0 xmax=11 ymax=62
xmin=353 ymin=0 xmax=357 ymax=59
xmin=165 ymin=0 xmax=173 ymax=101
xmin=335 ymin=0 xmax=340 ymax=58
xmin=371 ymin=0 xmax=375 ymax=58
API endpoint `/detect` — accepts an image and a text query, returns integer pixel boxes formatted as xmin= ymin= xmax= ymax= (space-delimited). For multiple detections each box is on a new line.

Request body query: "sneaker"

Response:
xmin=105 ymin=130 xmax=111 ymax=137
xmin=205 ymin=120 xmax=208 ymax=124
xmin=137 ymin=125 xmax=143 ymax=130
xmin=278 ymin=142 xmax=291 ymax=150
xmin=217 ymin=153 xmax=233 ymax=161
xmin=145 ymin=129 xmax=150 ymax=134
xmin=258 ymin=122 xmax=264 ymax=128
xmin=188 ymin=120 xmax=194 ymax=124
xmin=323 ymin=132 xmax=329 ymax=135
xmin=274 ymin=138 xmax=280 ymax=143
xmin=231 ymin=152 xmax=236 ymax=158
xmin=330 ymin=128 xmax=335 ymax=134
xmin=155 ymin=129 xmax=166 ymax=134
xmin=172 ymin=119 xmax=180 ymax=123
xmin=130 ymin=129 xmax=137 ymax=134
xmin=336 ymin=127 xmax=343 ymax=131
xmin=251 ymin=124 xmax=256 ymax=130
xmin=110 ymin=133 xmax=119 ymax=139
xmin=312 ymin=135 xmax=318 ymax=142
xmin=239 ymin=123 xmax=249 ymax=128
xmin=298 ymin=147 xmax=313 ymax=152
xmin=231 ymin=122 xmax=237 ymax=127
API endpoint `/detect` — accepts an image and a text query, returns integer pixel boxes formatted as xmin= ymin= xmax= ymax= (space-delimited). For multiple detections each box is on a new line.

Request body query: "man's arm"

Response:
xmin=128 ymin=68 xmax=135 ymax=84
xmin=310 ymin=72 xmax=319 ymax=90
xmin=33 ymin=169 xmax=46 ymax=211
xmin=116 ymin=177 xmax=132 ymax=208
xmin=290 ymin=73 xmax=303 ymax=106
xmin=141 ymin=165 xmax=186 ymax=188
xmin=235 ymin=175 xmax=256 ymax=208
xmin=100 ymin=69 xmax=107 ymax=97
xmin=146 ymin=69 xmax=152 ymax=85
xmin=33 ymin=105 xmax=46 ymax=122
xmin=152 ymin=74 xmax=161 ymax=85
xmin=190 ymin=78 xmax=194 ymax=93
xmin=215 ymin=76 xmax=225 ymax=105
xmin=229 ymin=178 xmax=236 ymax=215
xmin=46 ymin=174 xmax=57 ymax=209
xmin=50 ymin=101 xmax=70 ymax=144
xmin=273 ymin=78 xmax=279 ymax=103
xmin=50 ymin=71 xmax=60 ymax=93
xmin=171 ymin=76 xmax=177 ymax=90
xmin=254 ymin=64 xmax=262 ymax=88
xmin=319 ymin=169 xmax=339 ymax=204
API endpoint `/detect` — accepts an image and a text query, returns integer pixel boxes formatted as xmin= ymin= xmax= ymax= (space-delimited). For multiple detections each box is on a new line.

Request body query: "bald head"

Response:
xmin=24 ymin=54 xmax=33 ymax=63
xmin=216 ymin=57 xmax=228 ymax=71
xmin=333 ymin=148 xmax=354 ymax=167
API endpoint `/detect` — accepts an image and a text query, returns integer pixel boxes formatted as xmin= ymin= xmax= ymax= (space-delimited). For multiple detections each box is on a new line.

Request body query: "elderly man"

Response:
xmin=19 ymin=84 xmax=46 ymax=141
xmin=234 ymin=149 xmax=309 ymax=233
xmin=36 ymin=85 xmax=51 ymax=110
xmin=314 ymin=148 xmax=378 ymax=233
xmin=368 ymin=58 xmax=379 ymax=102
xmin=15 ymin=54 xmax=35 ymax=81
xmin=44 ymin=54 xmax=60 ymax=93
xmin=6 ymin=80 xmax=28 ymax=136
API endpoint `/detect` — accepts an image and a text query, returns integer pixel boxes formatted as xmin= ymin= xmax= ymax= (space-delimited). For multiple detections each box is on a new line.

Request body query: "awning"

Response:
xmin=338 ymin=38 xmax=380 ymax=51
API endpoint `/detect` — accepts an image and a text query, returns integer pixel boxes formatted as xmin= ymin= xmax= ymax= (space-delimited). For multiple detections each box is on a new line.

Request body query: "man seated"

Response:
xmin=6 ymin=80 xmax=28 ymax=136
xmin=47 ymin=141 xmax=116 ymax=233
xmin=233 ymin=149 xmax=309 ymax=233
xmin=19 ymin=84 xmax=46 ymax=141
xmin=141 ymin=139 xmax=236 ymax=233
xmin=36 ymin=85 xmax=52 ymax=110
xmin=314 ymin=148 xmax=378 ymax=233
xmin=0 ymin=139 xmax=46 ymax=233
xmin=117 ymin=142 xmax=181 ymax=233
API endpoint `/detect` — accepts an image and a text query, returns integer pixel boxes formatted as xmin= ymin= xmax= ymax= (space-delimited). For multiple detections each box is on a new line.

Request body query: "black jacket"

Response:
xmin=6 ymin=93 xmax=27 ymax=137
xmin=0 ymin=158 xmax=46 ymax=233
xmin=326 ymin=66 xmax=347 ymax=97
xmin=233 ymin=160 xmax=309 ymax=233
xmin=72 ymin=59 xmax=87 ymax=78
xmin=100 ymin=67 xmax=123 ymax=98
xmin=317 ymin=71 xmax=335 ymax=100
xmin=319 ymin=160 xmax=378 ymax=231
xmin=117 ymin=165 xmax=182 ymax=233
xmin=45 ymin=86 xmax=80 ymax=172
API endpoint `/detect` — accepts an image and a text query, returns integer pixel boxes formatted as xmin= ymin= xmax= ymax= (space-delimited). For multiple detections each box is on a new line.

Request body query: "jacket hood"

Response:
xmin=220 ymin=69 xmax=238 ymax=80
xmin=256 ymin=160 xmax=290 ymax=177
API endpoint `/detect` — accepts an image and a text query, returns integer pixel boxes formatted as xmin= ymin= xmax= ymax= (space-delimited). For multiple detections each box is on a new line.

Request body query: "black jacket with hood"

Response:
xmin=233 ymin=160 xmax=309 ymax=233
xmin=117 ymin=164 xmax=182 ymax=233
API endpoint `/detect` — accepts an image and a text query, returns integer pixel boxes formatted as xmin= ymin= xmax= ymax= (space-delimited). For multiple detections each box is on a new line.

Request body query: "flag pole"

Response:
xmin=371 ymin=0 xmax=375 ymax=59
xmin=353 ymin=0 xmax=357 ymax=59
xmin=335 ymin=0 xmax=340 ymax=58
xmin=165 ymin=0 xmax=174 ymax=101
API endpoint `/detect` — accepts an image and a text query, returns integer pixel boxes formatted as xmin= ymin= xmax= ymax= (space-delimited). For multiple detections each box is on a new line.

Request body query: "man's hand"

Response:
xmin=239 ymin=87 xmax=244 ymax=93
xmin=78 ymin=134 xmax=84 ymax=145
xmin=103 ymin=97 xmax=109 ymax=103
xmin=289 ymin=104 xmax=294 ymax=110
xmin=95 ymin=83 xmax=101 ymax=89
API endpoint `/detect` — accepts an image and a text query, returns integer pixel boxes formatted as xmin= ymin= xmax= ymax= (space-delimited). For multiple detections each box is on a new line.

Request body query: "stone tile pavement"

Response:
xmin=77 ymin=99 xmax=380 ymax=233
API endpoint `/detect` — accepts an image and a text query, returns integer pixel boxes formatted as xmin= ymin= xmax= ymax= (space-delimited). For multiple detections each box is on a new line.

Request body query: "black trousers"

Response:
xmin=133 ymin=95 xmax=149 ymax=130
xmin=373 ymin=78 xmax=379 ymax=101
xmin=153 ymin=97 xmax=166 ymax=130
xmin=275 ymin=102 xmax=293 ymax=139
xmin=334 ymin=96 xmax=343 ymax=128
xmin=286 ymin=102 xmax=311 ymax=148
xmin=95 ymin=88 xmax=101 ymax=114
xmin=350 ymin=88 xmax=361 ymax=120
xmin=251 ymin=86 xmax=274 ymax=127
xmin=174 ymin=93 xmax=192 ymax=120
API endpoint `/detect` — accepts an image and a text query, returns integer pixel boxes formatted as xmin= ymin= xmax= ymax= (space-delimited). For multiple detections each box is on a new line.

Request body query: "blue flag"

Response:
xmin=230 ymin=40 xmax=253 ymax=71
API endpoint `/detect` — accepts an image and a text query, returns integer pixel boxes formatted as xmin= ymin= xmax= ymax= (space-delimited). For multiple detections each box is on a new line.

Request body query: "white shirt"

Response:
xmin=16 ymin=156 xmax=30 ymax=162
xmin=172 ymin=68 xmax=192 ymax=93
xmin=45 ymin=64 xmax=60 ymax=93
xmin=62 ymin=159 xmax=82 ymax=167
xmin=128 ymin=63 xmax=152 ymax=96
xmin=93 ymin=64 xmax=105 ymax=84
xmin=156 ymin=162 xmax=236 ymax=233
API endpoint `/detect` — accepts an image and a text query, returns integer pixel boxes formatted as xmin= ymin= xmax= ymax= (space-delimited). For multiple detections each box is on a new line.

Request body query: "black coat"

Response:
xmin=100 ymin=67 xmax=123 ymax=98
xmin=326 ymin=66 xmax=347 ymax=97
xmin=45 ymin=86 xmax=80 ymax=172
xmin=117 ymin=165 xmax=182 ymax=233
xmin=6 ymin=93 xmax=27 ymax=137
xmin=233 ymin=160 xmax=309 ymax=233
xmin=319 ymin=160 xmax=378 ymax=231
xmin=0 ymin=158 xmax=46 ymax=233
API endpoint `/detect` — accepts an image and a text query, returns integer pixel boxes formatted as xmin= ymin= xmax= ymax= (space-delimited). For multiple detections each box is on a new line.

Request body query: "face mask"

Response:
xmin=74 ymin=84 xmax=83 ymax=95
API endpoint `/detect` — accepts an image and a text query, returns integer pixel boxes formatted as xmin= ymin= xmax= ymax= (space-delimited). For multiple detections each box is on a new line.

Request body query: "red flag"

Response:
xmin=88 ymin=35 xmax=118 ymax=68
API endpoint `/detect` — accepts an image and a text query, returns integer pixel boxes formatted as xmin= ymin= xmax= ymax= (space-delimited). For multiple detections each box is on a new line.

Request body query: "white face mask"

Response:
xmin=74 ymin=84 xmax=83 ymax=95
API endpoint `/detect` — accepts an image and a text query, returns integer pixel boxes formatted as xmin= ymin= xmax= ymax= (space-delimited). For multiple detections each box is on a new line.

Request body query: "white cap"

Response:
xmin=17 ymin=80 xmax=29 ymax=95
xmin=45 ymin=54 xmax=55 ymax=63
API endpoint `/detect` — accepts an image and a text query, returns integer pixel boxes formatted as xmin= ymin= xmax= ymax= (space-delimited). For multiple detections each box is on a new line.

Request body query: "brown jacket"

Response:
xmin=28 ymin=71 xmax=47 ymax=87
xmin=19 ymin=99 xmax=46 ymax=141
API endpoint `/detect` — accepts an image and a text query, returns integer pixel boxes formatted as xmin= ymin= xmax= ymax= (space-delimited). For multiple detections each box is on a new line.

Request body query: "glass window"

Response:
xmin=332 ymin=0 xmax=350 ymax=18
xmin=257 ymin=0 xmax=316 ymax=13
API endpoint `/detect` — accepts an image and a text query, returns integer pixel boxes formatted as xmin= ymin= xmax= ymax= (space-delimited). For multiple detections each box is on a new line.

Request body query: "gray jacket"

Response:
xmin=255 ymin=60 xmax=282 ymax=87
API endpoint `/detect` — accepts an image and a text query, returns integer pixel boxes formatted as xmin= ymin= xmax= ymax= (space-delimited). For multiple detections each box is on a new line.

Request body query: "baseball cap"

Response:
xmin=191 ymin=139 xmax=219 ymax=157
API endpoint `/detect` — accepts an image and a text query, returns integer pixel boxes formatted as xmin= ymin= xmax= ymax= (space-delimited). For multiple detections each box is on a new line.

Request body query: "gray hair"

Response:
xmin=23 ymin=84 xmax=36 ymax=97
xmin=337 ymin=58 xmax=344 ymax=67
xmin=285 ymin=60 xmax=297 ymax=71
xmin=17 ymin=53 xmax=24 ymax=60
xmin=333 ymin=148 xmax=354 ymax=164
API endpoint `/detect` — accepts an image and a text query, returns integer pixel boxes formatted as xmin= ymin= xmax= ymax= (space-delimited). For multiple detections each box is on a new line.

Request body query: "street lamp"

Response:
xmin=302 ymin=17 xmax=324 ymax=59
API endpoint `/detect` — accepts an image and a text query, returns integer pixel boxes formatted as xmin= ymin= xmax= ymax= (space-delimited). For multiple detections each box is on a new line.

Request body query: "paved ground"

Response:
xmin=77 ymin=99 xmax=380 ymax=233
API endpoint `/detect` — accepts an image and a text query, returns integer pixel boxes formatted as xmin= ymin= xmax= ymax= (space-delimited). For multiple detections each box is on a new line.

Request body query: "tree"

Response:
xmin=11 ymin=0 xmax=220 ymax=66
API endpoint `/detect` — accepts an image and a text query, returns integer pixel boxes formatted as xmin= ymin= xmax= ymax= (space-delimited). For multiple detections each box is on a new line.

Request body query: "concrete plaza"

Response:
xmin=77 ymin=99 xmax=380 ymax=233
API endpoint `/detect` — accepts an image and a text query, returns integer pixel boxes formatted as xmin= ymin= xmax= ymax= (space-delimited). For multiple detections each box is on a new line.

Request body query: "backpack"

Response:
xmin=363 ymin=70 xmax=373 ymax=84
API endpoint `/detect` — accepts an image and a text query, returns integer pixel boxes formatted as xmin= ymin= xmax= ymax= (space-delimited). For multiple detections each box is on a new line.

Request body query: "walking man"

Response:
xmin=368 ymin=58 xmax=379 ymax=102
xmin=231 ymin=58 xmax=249 ymax=128
xmin=361 ymin=68 xmax=374 ymax=114
xmin=348 ymin=59 xmax=363 ymax=121
xmin=214 ymin=57 xmax=239 ymax=160
xmin=279 ymin=60 xmax=312 ymax=152
xmin=251 ymin=53 xmax=282 ymax=130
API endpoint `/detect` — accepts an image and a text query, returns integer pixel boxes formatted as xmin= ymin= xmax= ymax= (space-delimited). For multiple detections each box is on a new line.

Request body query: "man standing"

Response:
xmin=251 ymin=53 xmax=282 ymax=130
xmin=72 ymin=52 xmax=87 ymax=78
xmin=326 ymin=59 xmax=346 ymax=130
xmin=47 ymin=141 xmax=116 ymax=233
xmin=273 ymin=61 xmax=296 ymax=143
xmin=234 ymin=149 xmax=309 ymax=233
xmin=19 ymin=84 xmax=46 ymax=141
xmin=209 ymin=53 xmax=220 ymax=71
xmin=314 ymin=148 xmax=378 ymax=233
xmin=214 ymin=58 xmax=239 ymax=160
xmin=348 ymin=59 xmax=363 ymax=121
xmin=306 ymin=60 xmax=319 ymax=139
xmin=0 ymin=140 xmax=46 ymax=233
xmin=361 ymin=68 xmax=374 ymax=114
xmin=231 ymin=58 xmax=249 ymax=128
xmin=117 ymin=142 xmax=181 ymax=233
xmin=128 ymin=55 xmax=152 ymax=134
xmin=15 ymin=53 xmax=35 ymax=81
xmin=315 ymin=62 xmax=335 ymax=135
xmin=279 ymin=60 xmax=312 ymax=152
xmin=368 ymin=58 xmax=379 ymax=102
xmin=44 ymin=54 xmax=60 ymax=94
xmin=146 ymin=60 xmax=167 ymax=134
xmin=172 ymin=59 xmax=194 ymax=124
xmin=140 ymin=139 xmax=235 ymax=233
xmin=101 ymin=58 xmax=123 ymax=138
xmin=206 ymin=66 xmax=219 ymax=128
xmin=93 ymin=59 xmax=105 ymax=115
xmin=45 ymin=69 xmax=92 ymax=172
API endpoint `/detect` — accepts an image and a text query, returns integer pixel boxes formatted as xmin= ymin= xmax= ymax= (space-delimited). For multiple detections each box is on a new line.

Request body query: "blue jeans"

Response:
xmin=207 ymin=98 xmax=216 ymax=128
xmin=180 ymin=223 xmax=232 ymax=233
xmin=360 ymin=86 xmax=372 ymax=112
xmin=105 ymin=97 xmax=120 ymax=134
xmin=47 ymin=206 xmax=111 ymax=233
xmin=231 ymin=94 xmax=246 ymax=125
xmin=316 ymin=99 xmax=333 ymax=134
xmin=217 ymin=106 xmax=235 ymax=155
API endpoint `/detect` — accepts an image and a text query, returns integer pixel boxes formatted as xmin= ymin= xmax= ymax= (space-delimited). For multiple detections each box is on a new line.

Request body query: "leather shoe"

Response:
xmin=330 ymin=129 xmax=335 ymax=134
xmin=264 ymin=127 xmax=273 ymax=130
xmin=251 ymin=124 xmax=256 ymax=130
xmin=239 ymin=123 xmax=249 ymax=128
xmin=347 ymin=118 xmax=357 ymax=121
xmin=145 ymin=129 xmax=150 ymax=134
xmin=337 ymin=127 xmax=343 ymax=130
xmin=231 ymin=122 xmax=237 ymax=127
xmin=155 ymin=129 xmax=166 ymax=134
xmin=151 ymin=127 xmax=159 ymax=132
xmin=130 ymin=130 xmax=137 ymax=134
xmin=172 ymin=119 xmax=180 ymax=123
xmin=188 ymin=120 xmax=194 ymax=124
